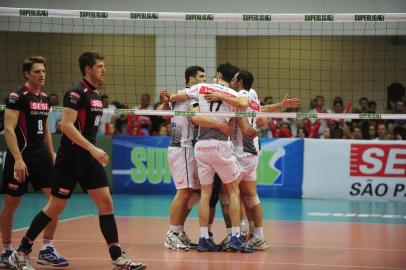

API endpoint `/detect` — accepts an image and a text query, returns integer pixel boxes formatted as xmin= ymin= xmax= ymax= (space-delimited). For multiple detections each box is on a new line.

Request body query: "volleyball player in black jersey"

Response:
xmin=0 ymin=56 xmax=68 ymax=268
xmin=9 ymin=52 xmax=145 ymax=270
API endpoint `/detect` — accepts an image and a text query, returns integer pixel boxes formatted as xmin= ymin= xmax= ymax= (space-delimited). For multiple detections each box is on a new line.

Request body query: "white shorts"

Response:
xmin=194 ymin=140 xmax=241 ymax=185
xmin=168 ymin=146 xmax=200 ymax=190
xmin=234 ymin=149 xmax=258 ymax=181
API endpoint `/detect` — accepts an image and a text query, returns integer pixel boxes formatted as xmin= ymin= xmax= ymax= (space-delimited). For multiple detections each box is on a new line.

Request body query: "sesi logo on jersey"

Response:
xmin=90 ymin=99 xmax=103 ymax=108
xmin=29 ymin=102 xmax=49 ymax=111
xmin=350 ymin=144 xmax=406 ymax=177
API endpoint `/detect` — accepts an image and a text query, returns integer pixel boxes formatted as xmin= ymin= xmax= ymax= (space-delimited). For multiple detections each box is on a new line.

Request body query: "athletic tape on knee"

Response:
xmin=219 ymin=194 xmax=230 ymax=205
xmin=187 ymin=192 xmax=200 ymax=210
xmin=243 ymin=195 xmax=260 ymax=209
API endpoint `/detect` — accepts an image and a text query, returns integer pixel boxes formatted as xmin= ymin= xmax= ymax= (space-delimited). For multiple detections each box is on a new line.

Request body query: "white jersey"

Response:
xmin=170 ymin=88 xmax=195 ymax=148
xmin=230 ymin=88 xmax=260 ymax=154
xmin=186 ymin=83 xmax=237 ymax=141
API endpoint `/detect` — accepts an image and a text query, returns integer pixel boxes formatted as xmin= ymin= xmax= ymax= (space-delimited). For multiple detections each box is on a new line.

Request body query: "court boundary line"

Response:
xmin=113 ymin=215 xmax=406 ymax=225
xmin=13 ymin=215 xmax=404 ymax=253
xmin=26 ymin=256 xmax=406 ymax=270
xmin=12 ymin=214 xmax=93 ymax=232
xmin=12 ymin=238 xmax=406 ymax=253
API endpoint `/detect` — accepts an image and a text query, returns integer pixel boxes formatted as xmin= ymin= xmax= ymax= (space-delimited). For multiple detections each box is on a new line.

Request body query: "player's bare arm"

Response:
xmin=61 ymin=107 xmax=109 ymax=166
xmin=169 ymin=91 xmax=189 ymax=103
xmin=204 ymin=90 xmax=248 ymax=109
xmin=190 ymin=105 xmax=230 ymax=136
xmin=237 ymin=117 xmax=257 ymax=138
xmin=44 ymin=118 xmax=55 ymax=162
xmin=156 ymin=89 xmax=170 ymax=111
xmin=3 ymin=108 xmax=28 ymax=182
xmin=261 ymin=95 xmax=301 ymax=112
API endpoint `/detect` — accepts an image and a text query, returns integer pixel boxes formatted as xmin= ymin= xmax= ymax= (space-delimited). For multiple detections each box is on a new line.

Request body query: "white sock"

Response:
xmin=169 ymin=225 xmax=177 ymax=232
xmin=179 ymin=225 xmax=184 ymax=233
xmin=231 ymin=227 xmax=240 ymax=236
xmin=254 ymin=227 xmax=264 ymax=239
xmin=200 ymin=227 xmax=209 ymax=239
xmin=240 ymin=218 xmax=249 ymax=232
xmin=249 ymin=221 xmax=255 ymax=235
xmin=2 ymin=242 xmax=12 ymax=251
xmin=226 ymin=227 xmax=232 ymax=235
xmin=41 ymin=237 xmax=54 ymax=250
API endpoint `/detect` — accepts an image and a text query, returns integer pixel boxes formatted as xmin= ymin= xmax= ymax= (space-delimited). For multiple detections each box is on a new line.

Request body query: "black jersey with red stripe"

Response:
xmin=5 ymin=85 xmax=50 ymax=152
xmin=60 ymin=79 xmax=103 ymax=147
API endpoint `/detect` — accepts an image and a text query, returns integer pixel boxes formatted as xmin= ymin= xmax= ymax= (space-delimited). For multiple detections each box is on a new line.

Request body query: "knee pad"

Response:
xmin=243 ymin=195 xmax=260 ymax=209
xmin=187 ymin=191 xmax=200 ymax=210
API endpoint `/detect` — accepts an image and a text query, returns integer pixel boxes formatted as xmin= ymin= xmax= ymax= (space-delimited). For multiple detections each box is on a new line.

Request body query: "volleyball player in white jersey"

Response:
xmin=159 ymin=66 xmax=206 ymax=251
xmin=185 ymin=63 xmax=253 ymax=252
xmin=206 ymin=70 xmax=300 ymax=250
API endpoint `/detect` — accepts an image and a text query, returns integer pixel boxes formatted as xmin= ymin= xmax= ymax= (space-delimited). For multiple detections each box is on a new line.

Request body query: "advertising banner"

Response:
xmin=302 ymin=140 xmax=406 ymax=201
xmin=112 ymin=137 xmax=304 ymax=197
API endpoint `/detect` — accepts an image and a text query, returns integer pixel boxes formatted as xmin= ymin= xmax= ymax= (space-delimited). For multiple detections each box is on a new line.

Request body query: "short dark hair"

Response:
xmin=101 ymin=94 xmax=109 ymax=100
xmin=23 ymin=56 xmax=46 ymax=79
xmin=217 ymin=63 xmax=239 ymax=83
xmin=359 ymin=97 xmax=368 ymax=104
xmin=185 ymin=66 xmax=205 ymax=84
xmin=236 ymin=70 xmax=254 ymax=90
xmin=79 ymin=51 xmax=104 ymax=76
xmin=368 ymin=100 xmax=377 ymax=107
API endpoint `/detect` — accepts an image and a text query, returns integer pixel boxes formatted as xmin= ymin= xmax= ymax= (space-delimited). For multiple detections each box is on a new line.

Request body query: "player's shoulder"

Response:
xmin=7 ymin=87 xmax=27 ymax=100
xmin=248 ymin=88 xmax=258 ymax=97
xmin=9 ymin=87 xmax=25 ymax=96
xmin=66 ymin=81 xmax=85 ymax=94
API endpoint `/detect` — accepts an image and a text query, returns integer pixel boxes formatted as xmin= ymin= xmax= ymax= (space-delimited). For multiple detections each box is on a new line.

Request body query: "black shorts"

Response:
xmin=51 ymin=145 xmax=109 ymax=199
xmin=0 ymin=149 xmax=54 ymax=197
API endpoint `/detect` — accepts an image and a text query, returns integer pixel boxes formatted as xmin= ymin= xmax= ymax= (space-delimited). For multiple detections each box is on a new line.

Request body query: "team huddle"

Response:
xmin=0 ymin=54 xmax=299 ymax=270
xmin=159 ymin=64 xmax=300 ymax=252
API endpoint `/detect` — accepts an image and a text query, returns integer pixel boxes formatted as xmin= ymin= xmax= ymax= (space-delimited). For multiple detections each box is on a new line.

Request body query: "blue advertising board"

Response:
xmin=113 ymin=137 xmax=304 ymax=197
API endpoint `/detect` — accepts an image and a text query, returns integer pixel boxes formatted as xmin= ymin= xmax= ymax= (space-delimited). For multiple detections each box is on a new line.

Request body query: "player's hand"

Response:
xmin=218 ymin=122 xmax=230 ymax=136
xmin=160 ymin=89 xmax=170 ymax=104
xmin=90 ymin=146 xmax=109 ymax=167
xmin=51 ymin=152 xmax=57 ymax=164
xmin=13 ymin=158 xmax=29 ymax=183
xmin=204 ymin=90 xmax=221 ymax=102
xmin=281 ymin=94 xmax=301 ymax=108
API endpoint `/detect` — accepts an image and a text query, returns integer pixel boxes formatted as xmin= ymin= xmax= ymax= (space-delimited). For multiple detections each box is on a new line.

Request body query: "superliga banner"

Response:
xmin=112 ymin=136 xmax=304 ymax=197
xmin=302 ymin=140 xmax=406 ymax=201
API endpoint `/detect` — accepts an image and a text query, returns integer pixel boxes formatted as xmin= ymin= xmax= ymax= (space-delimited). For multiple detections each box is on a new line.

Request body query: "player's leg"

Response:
xmin=0 ymin=195 xmax=22 ymax=268
xmin=239 ymin=180 xmax=268 ymax=250
xmin=166 ymin=147 xmax=195 ymax=251
xmin=84 ymin=157 xmax=145 ymax=270
xmin=166 ymin=187 xmax=193 ymax=251
xmin=9 ymin=195 xmax=68 ymax=270
xmin=194 ymin=141 xmax=220 ymax=252
xmin=197 ymin=183 xmax=220 ymax=252
xmin=213 ymin=142 xmax=253 ymax=252
xmin=0 ymin=153 xmax=27 ymax=267
xmin=87 ymin=187 xmax=145 ymax=270
xmin=36 ymin=188 xmax=69 ymax=266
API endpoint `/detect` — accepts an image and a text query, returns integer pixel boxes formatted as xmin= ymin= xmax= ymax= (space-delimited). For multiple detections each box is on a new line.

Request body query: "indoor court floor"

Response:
xmin=3 ymin=194 xmax=406 ymax=270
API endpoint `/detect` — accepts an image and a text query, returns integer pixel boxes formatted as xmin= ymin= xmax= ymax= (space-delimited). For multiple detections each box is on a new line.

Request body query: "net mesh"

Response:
xmin=0 ymin=8 xmax=405 ymax=139
xmin=0 ymin=9 xmax=406 ymax=112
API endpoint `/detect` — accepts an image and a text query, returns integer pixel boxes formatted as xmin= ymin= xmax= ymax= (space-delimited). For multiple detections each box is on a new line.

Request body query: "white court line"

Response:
xmin=308 ymin=212 xmax=406 ymax=219
xmin=26 ymin=256 xmax=406 ymax=270
xmin=13 ymin=239 xmax=406 ymax=253
xmin=12 ymin=215 xmax=93 ymax=232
